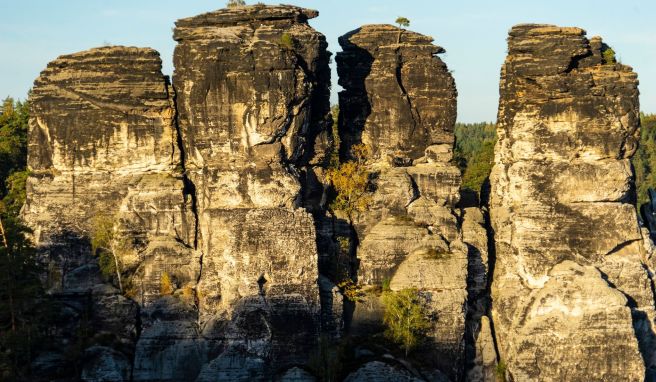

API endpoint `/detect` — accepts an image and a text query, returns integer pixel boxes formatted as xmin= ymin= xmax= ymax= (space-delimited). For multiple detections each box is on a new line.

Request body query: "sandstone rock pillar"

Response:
xmin=172 ymin=4 xmax=331 ymax=372
xmin=337 ymin=24 xmax=468 ymax=379
xmin=489 ymin=24 xmax=654 ymax=381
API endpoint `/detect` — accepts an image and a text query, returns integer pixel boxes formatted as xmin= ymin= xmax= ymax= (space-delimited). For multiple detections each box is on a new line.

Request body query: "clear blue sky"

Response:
xmin=1 ymin=0 xmax=654 ymax=122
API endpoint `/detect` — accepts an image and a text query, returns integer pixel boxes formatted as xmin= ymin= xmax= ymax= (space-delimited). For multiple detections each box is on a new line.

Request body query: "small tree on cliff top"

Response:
xmin=227 ymin=0 xmax=246 ymax=8
xmin=395 ymin=17 xmax=410 ymax=28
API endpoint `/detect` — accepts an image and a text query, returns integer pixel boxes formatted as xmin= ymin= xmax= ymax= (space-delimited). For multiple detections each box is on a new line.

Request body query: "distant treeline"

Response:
xmin=453 ymin=122 xmax=496 ymax=197
xmin=634 ymin=114 xmax=656 ymax=207
xmin=454 ymin=115 xmax=656 ymax=211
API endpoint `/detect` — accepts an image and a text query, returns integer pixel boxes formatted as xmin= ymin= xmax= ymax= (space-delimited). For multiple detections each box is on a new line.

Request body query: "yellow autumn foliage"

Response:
xmin=325 ymin=143 xmax=371 ymax=220
xmin=160 ymin=272 xmax=174 ymax=295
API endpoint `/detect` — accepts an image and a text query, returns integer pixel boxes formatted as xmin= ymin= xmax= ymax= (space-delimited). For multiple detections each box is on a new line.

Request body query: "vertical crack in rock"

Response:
xmin=463 ymin=205 xmax=500 ymax=381
xmin=171 ymin=4 xmax=331 ymax=378
xmin=489 ymin=24 xmax=655 ymax=381
xmin=337 ymin=24 xmax=468 ymax=380
xmin=394 ymin=49 xmax=421 ymax=139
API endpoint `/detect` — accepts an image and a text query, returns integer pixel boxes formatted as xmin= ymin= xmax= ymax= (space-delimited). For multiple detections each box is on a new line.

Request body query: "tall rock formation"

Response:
xmin=24 ymin=5 xmax=332 ymax=380
xmin=172 ymin=4 xmax=330 ymax=375
xmin=489 ymin=24 xmax=656 ymax=381
xmin=24 ymin=46 xmax=195 ymax=380
xmin=337 ymin=25 xmax=468 ymax=379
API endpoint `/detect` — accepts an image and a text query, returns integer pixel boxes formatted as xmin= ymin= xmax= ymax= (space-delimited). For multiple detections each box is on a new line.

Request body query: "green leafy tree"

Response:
xmin=0 ymin=98 xmax=29 ymax=197
xmin=602 ymin=47 xmax=616 ymax=65
xmin=90 ymin=214 xmax=123 ymax=292
xmin=280 ymin=33 xmax=295 ymax=50
xmin=226 ymin=0 xmax=246 ymax=7
xmin=395 ymin=17 xmax=410 ymax=28
xmin=381 ymin=288 xmax=431 ymax=357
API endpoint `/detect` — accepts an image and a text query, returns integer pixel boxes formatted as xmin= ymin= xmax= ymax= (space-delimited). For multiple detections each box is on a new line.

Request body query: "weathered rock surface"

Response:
xmin=343 ymin=361 xmax=423 ymax=382
xmin=173 ymin=4 xmax=330 ymax=375
xmin=25 ymin=4 xmax=332 ymax=380
xmin=337 ymin=24 xmax=468 ymax=379
xmin=337 ymin=24 xmax=457 ymax=164
xmin=25 ymin=46 xmax=191 ymax=378
xmin=489 ymin=24 xmax=655 ymax=381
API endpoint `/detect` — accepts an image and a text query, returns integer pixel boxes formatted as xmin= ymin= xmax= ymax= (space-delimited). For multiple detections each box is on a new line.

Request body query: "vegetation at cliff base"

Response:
xmin=381 ymin=288 xmax=432 ymax=357
xmin=454 ymin=122 xmax=497 ymax=197
xmin=308 ymin=335 xmax=345 ymax=382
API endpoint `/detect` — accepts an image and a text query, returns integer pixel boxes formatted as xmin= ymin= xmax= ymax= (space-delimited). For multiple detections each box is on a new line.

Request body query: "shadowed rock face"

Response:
xmin=489 ymin=24 xmax=655 ymax=381
xmin=172 ymin=4 xmax=330 ymax=375
xmin=337 ymin=24 xmax=472 ymax=380
xmin=337 ymin=24 xmax=457 ymax=164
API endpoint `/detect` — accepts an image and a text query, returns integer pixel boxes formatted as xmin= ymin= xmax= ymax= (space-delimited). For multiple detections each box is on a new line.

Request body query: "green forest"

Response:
xmin=633 ymin=114 xmax=656 ymax=206
xmin=453 ymin=122 xmax=497 ymax=197
xmin=0 ymin=97 xmax=52 ymax=380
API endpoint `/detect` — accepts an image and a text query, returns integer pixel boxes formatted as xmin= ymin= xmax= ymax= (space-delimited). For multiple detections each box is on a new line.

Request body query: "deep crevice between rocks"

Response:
xmin=394 ymin=48 xmax=421 ymax=140
xmin=599 ymin=266 xmax=656 ymax=381
xmin=170 ymin=82 xmax=202 ymax=308
xmin=481 ymin=201 xmax=503 ymax=374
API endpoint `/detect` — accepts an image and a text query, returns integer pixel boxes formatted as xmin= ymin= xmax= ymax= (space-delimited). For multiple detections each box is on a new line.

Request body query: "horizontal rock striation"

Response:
xmin=337 ymin=24 xmax=457 ymax=165
xmin=172 ymin=4 xmax=330 ymax=375
xmin=489 ymin=24 xmax=655 ymax=381
xmin=24 ymin=46 xmax=195 ymax=380
xmin=337 ymin=24 xmax=469 ymax=379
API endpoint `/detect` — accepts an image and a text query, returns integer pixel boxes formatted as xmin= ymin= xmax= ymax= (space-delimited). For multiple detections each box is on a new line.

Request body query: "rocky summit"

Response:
xmin=489 ymin=24 xmax=655 ymax=381
xmin=336 ymin=24 xmax=473 ymax=380
xmin=15 ymin=4 xmax=656 ymax=382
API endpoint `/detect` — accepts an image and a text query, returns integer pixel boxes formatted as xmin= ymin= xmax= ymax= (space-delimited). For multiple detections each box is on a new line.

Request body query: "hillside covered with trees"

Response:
xmin=453 ymin=122 xmax=496 ymax=199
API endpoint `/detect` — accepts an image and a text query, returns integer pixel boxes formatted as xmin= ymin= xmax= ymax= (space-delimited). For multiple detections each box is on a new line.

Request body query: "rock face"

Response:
xmin=24 ymin=5 xmax=331 ymax=381
xmin=337 ymin=25 xmax=467 ymax=379
xmin=26 ymin=8 xmax=656 ymax=382
xmin=489 ymin=24 xmax=655 ymax=381
xmin=172 ymin=4 xmax=330 ymax=375
xmin=25 ymin=46 xmax=191 ymax=380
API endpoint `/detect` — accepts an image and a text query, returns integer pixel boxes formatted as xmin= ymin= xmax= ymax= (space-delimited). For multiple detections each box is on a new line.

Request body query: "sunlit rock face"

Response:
xmin=489 ymin=24 xmax=655 ymax=381
xmin=337 ymin=24 xmax=472 ymax=380
xmin=25 ymin=46 xmax=195 ymax=380
xmin=172 ymin=4 xmax=330 ymax=374
xmin=25 ymin=4 xmax=332 ymax=379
